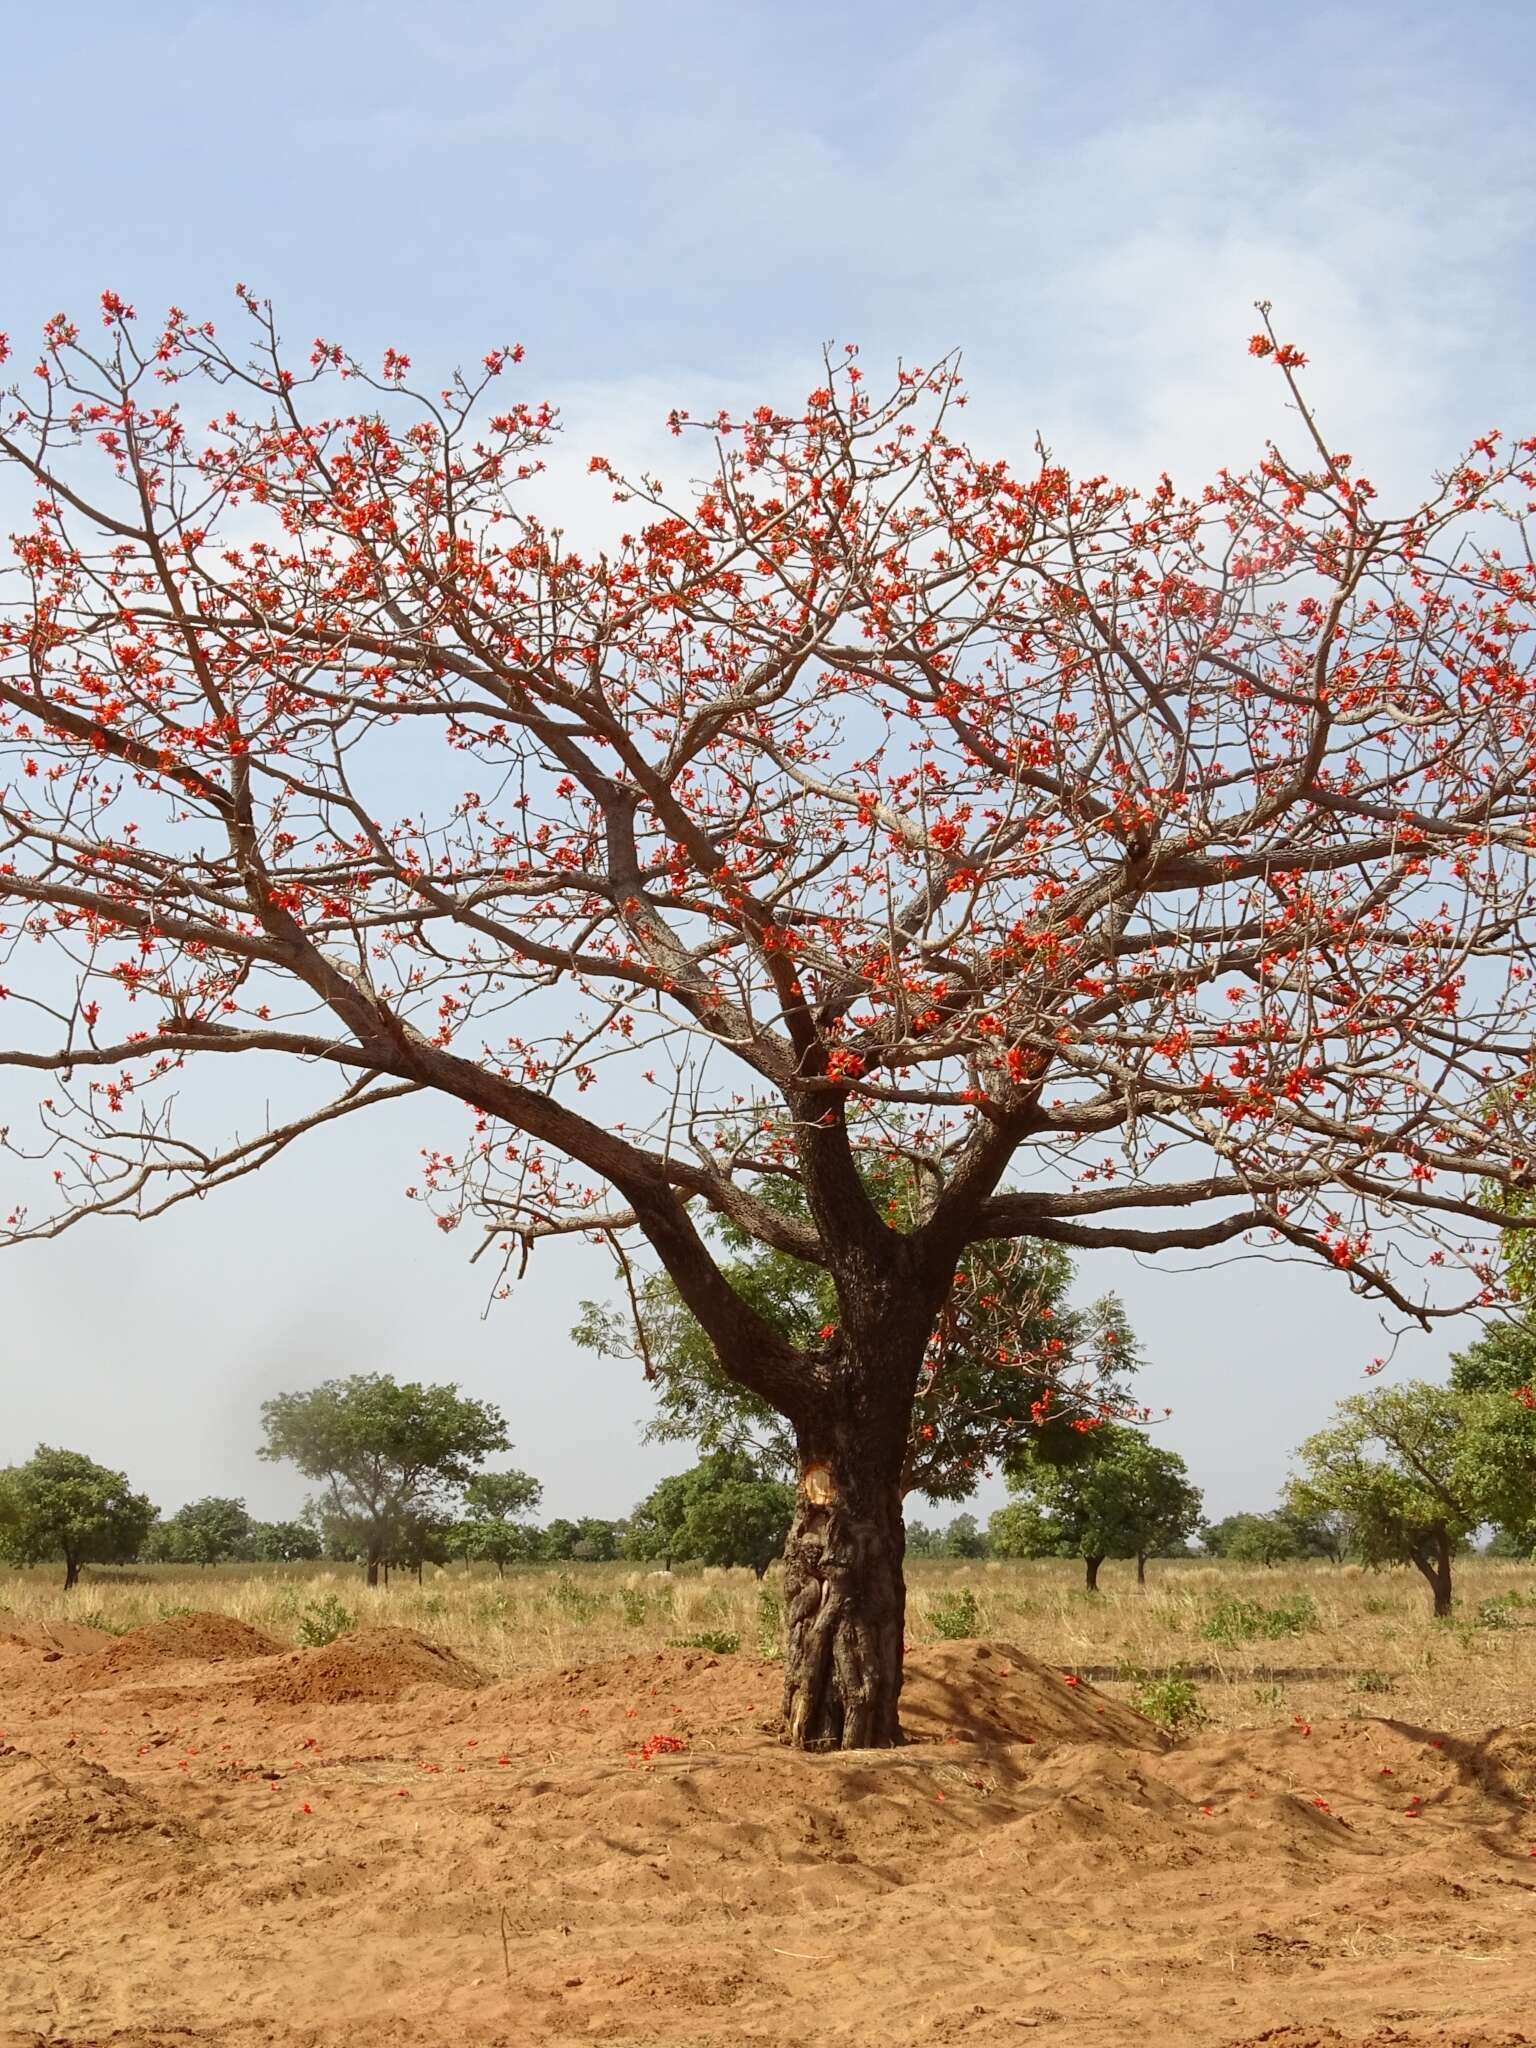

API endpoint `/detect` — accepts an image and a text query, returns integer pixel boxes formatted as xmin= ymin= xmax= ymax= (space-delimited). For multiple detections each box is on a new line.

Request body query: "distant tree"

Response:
xmin=158 ymin=1496 xmax=252 ymax=1567
xmin=994 ymin=1427 xmax=1204 ymax=1589
xmin=460 ymin=1468 xmax=544 ymax=1575
xmin=540 ymin=1517 xmax=583 ymax=1563
xmin=390 ymin=1508 xmax=459 ymax=1582
xmin=626 ymin=1453 xmax=794 ymax=1575
xmin=574 ymin=1150 xmax=1142 ymax=1508
xmin=0 ymin=1446 xmax=157 ymax=1590
xmin=259 ymin=1376 xmax=509 ymax=1586
xmin=1202 ymin=1510 xmax=1303 ymax=1567
xmin=1289 ymin=1381 xmax=1536 ymax=1616
xmin=941 ymin=1512 xmax=989 ymax=1559
xmin=246 ymin=1519 xmax=323 ymax=1564
xmin=904 ymin=1521 xmax=943 ymax=1558
xmin=570 ymin=1516 xmax=624 ymax=1563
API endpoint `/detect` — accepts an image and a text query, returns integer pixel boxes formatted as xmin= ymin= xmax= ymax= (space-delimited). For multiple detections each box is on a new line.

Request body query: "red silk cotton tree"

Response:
xmin=3 ymin=293 xmax=1536 ymax=1747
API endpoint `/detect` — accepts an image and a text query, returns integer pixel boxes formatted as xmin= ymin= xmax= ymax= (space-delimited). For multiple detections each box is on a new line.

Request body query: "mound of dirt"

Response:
xmin=250 ymin=1626 xmax=487 ymax=1706
xmin=61 ymin=1611 xmax=283 ymax=1689
xmin=471 ymin=1639 xmax=1162 ymax=1759
xmin=0 ymin=1743 xmax=196 ymax=1880
xmin=899 ymin=1640 xmax=1166 ymax=1749
xmin=0 ymin=1612 xmax=113 ymax=1656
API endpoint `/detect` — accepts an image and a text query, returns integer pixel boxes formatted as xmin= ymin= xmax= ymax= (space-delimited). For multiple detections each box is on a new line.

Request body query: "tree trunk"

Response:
xmin=781 ymin=1403 xmax=908 ymax=1751
xmin=366 ymin=1556 xmax=380 ymax=1588
xmin=63 ymin=1553 xmax=80 ymax=1592
xmin=1412 ymin=1532 xmax=1453 ymax=1618
xmin=1135 ymin=1551 xmax=1147 ymax=1587
xmin=1085 ymin=1555 xmax=1103 ymax=1592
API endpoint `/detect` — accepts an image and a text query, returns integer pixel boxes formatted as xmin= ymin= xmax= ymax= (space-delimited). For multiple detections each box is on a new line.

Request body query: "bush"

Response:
xmin=1476 ymin=1591 xmax=1523 ymax=1629
xmin=551 ymin=1571 xmax=599 ymax=1622
xmin=1133 ymin=1674 xmax=1206 ymax=1734
xmin=928 ymin=1588 xmax=981 ymax=1640
xmin=1352 ymin=1668 xmax=1395 ymax=1694
xmin=296 ymin=1595 xmax=355 ymax=1648
xmin=619 ymin=1587 xmax=647 ymax=1627
xmin=1200 ymin=1593 xmax=1317 ymax=1646
xmin=668 ymin=1630 xmax=740 ymax=1654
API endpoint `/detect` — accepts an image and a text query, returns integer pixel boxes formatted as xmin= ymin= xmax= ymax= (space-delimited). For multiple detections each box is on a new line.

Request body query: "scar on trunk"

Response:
xmin=799 ymin=1461 xmax=837 ymax=1505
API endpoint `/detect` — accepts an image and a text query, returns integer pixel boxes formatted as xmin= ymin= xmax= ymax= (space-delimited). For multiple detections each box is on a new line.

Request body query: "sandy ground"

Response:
xmin=2 ymin=1612 xmax=1534 ymax=2048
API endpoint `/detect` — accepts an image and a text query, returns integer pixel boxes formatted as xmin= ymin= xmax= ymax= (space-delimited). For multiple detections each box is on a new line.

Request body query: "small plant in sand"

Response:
xmin=1475 ymin=1590 xmax=1522 ymax=1629
xmin=669 ymin=1630 xmax=740 ymax=1655
xmin=1133 ymin=1673 xmax=1206 ymax=1734
xmin=297 ymin=1595 xmax=356 ymax=1648
xmin=928 ymin=1588 xmax=982 ymax=1641
xmin=551 ymin=1572 xmax=599 ymax=1623
xmin=619 ymin=1587 xmax=647 ymax=1627
xmin=1352 ymin=1668 xmax=1396 ymax=1694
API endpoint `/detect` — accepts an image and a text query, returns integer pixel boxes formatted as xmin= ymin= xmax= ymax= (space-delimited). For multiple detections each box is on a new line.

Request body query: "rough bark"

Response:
xmin=63 ymin=1553 xmax=80 ymax=1592
xmin=1135 ymin=1551 xmax=1147 ymax=1587
xmin=1085 ymin=1554 xmax=1103 ymax=1592
xmin=1411 ymin=1531 xmax=1454 ymax=1618
xmin=366 ymin=1555 xmax=381 ymax=1588
xmin=781 ymin=1397 xmax=910 ymax=1751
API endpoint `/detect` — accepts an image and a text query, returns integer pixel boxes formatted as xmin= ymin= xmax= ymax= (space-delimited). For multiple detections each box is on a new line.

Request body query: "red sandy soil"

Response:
xmin=1 ymin=1617 xmax=1533 ymax=2048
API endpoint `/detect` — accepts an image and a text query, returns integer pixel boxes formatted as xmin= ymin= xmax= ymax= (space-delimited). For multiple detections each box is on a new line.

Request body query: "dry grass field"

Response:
xmin=5 ymin=1551 xmax=1534 ymax=1734
xmin=3 ymin=1554 xmax=1535 ymax=2048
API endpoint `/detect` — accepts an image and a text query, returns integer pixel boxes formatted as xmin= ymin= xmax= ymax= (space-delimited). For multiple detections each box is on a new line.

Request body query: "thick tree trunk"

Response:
xmin=63 ymin=1553 xmax=80 ymax=1592
xmin=781 ymin=1402 xmax=909 ymax=1752
xmin=1085 ymin=1555 xmax=1103 ymax=1592
xmin=1135 ymin=1552 xmax=1147 ymax=1587
xmin=366 ymin=1556 xmax=380 ymax=1588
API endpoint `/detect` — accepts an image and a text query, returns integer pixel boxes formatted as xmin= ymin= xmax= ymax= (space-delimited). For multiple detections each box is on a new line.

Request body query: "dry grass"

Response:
xmin=4 ymin=1553 xmax=1534 ymax=1735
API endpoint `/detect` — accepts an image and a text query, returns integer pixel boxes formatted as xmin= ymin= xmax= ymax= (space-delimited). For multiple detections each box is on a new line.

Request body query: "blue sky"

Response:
xmin=2 ymin=0 xmax=1533 ymax=1528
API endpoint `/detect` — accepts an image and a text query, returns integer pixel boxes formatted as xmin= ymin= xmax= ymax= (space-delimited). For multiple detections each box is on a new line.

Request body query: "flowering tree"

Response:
xmin=3 ymin=294 xmax=1536 ymax=1744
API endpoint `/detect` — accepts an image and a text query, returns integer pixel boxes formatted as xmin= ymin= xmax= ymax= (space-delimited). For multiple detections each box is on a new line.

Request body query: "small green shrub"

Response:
xmin=619 ymin=1587 xmax=647 ymax=1627
xmin=1200 ymin=1593 xmax=1316 ymax=1646
xmin=1133 ymin=1674 xmax=1206 ymax=1734
xmin=551 ymin=1572 xmax=599 ymax=1622
xmin=668 ymin=1630 xmax=740 ymax=1655
xmin=1476 ymin=1591 xmax=1522 ymax=1629
xmin=1352 ymin=1667 xmax=1395 ymax=1694
xmin=296 ymin=1595 xmax=355 ymax=1648
xmin=156 ymin=1602 xmax=196 ymax=1621
xmin=928 ymin=1588 xmax=981 ymax=1640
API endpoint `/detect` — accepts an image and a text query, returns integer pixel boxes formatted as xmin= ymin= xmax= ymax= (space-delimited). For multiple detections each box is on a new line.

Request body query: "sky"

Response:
xmin=2 ymin=0 xmax=1533 ymax=1528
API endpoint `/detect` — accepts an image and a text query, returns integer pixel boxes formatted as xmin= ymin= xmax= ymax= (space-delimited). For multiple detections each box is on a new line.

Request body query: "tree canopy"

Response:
xmin=991 ymin=1426 xmax=1204 ymax=1588
xmin=151 ymin=1495 xmax=252 ymax=1566
xmin=459 ymin=1467 xmax=544 ymax=1574
xmin=259 ymin=1375 xmax=509 ymax=1585
xmin=1288 ymin=1381 xmax=1536 ymax=1615
xmin=0 ymin=1445 xmax=157 ymax=1589
xmin=4 ymin=300 xmax=1536 ymax=1744
xmin=626 ymin=1453 xmax=795 ymax=1575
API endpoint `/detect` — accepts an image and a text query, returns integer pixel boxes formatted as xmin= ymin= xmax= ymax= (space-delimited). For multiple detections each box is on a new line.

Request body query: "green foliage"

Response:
xmin=0 ymin=1444 xmax=158 ymax=1588
xmin=993 ymin=1426 xmax=1204 ymax=1574
xmin=1352 ymin=1668 xmax=1396 ymax=1694
xmin=551 ymin=1571 xmax=600 ymax=1621
xmin=668 ymin=1630 xmax=740 ymax=1654
xmin=573 ymin=1140 xmax=1141 ymax=1505
xmin=1200 ymin=1509 xmax=1345 ymax=1565
xmin=625 ymin=1452 xmax=793 ymax=1574
xmin=246 ymin=1519 xmax=323 ymax=1563
xmin=619 ymin=1586 xmax=647 ymax=1627
xmin=1475 ymin=1590 xmax=1523 ymax=1629
xmin=1132 ymin=1674 xmax=1205 ymax=1734
xmin=1288 ymin=1379 xmax=1536 ymax=1612
xmin=296 ymin=1595 xmax=355 ymax=1647
xmin=460 ymin=1467 xmax=543 ymax=1573
xmin=259 ymin=1374 xmax=510 ymax=1575
xmin=156 ymin=1495 xmax=252 ymax=1567
xmin=1200 ymin=1593 xmax=1317 ymax=1646
xmin=928 ymin=1588 xmax=982 ymax=1639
